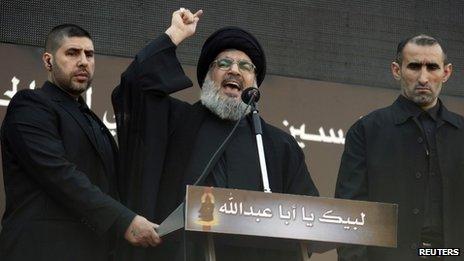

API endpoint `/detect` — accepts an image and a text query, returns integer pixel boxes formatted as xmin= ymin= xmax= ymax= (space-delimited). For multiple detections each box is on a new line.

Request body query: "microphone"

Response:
xmin=241 ymin=87 xmax=260 ymax=104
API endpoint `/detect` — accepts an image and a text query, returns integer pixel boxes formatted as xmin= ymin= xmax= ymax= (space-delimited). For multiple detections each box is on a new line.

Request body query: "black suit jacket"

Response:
xmin=0 ymin=82 xmax=134 ymax=261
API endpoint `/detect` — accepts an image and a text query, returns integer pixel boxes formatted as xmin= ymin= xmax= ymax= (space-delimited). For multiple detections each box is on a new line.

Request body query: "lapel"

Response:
xmin=392 ymin=95 xmax=421 ymax=125
xmin=85 ymin=107 xmax=118 ymax=173
xmin=41 ymin=82 xmax=109 ymax=169
xmin=440 ymin=103 xmax=464 ymax=130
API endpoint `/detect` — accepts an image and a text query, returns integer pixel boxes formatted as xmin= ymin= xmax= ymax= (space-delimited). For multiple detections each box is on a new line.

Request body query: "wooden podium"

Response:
xmin=158 ymin=185 xmax=397 ymax=260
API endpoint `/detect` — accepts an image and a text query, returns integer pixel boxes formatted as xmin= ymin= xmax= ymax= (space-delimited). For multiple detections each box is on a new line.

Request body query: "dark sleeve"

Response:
xmin=284 ymin=134 xmax=319 ymax=196
xmin=4 ymin=91 xmax=135 ymax=236
xmin=120 ymin=33 xmax=193 ymax=95
xmin=335 ymin=119 xmax=368 ymax=201
xmin=112 ymin=33 xmax=192 ymax=220
xmin=334 ymin=119 xmax=368 ymax=260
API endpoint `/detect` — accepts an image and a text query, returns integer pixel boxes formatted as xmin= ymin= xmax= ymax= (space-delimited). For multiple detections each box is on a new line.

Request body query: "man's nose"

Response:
xmin=228 ymin=62 xmax=241 ymax=74
xmin=78 ymin=52 xmax=89 ymax=67
xmin=418 ymin=67 xmax=429 ymax=86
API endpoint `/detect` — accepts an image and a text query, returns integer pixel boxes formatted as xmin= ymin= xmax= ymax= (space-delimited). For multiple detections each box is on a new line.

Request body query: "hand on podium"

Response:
xmin=124 ymin=215 xmax=161 ymax=247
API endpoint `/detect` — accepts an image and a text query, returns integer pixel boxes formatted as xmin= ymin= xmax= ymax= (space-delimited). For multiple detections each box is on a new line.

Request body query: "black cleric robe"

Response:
xmin=112 ymin=33 xmax=319 ymax=260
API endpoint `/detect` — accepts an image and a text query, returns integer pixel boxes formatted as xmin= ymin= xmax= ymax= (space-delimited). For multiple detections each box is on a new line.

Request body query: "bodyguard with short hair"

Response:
xmin=0 ymin=24 xmax=160 ymax=261
xmin=335 ymin=35 xmax=464 ymax=260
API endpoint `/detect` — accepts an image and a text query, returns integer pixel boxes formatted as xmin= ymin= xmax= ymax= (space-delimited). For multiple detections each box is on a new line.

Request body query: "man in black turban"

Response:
xmin=112 ymin=8 xmax=319 ymax=261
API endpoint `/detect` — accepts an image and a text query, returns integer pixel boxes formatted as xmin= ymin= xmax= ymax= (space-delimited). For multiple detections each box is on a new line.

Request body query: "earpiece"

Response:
xmin=47 ymin=59 xmax=52 ymax=69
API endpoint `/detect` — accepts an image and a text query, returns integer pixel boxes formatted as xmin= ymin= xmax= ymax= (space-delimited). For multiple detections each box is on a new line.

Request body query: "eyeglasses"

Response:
xmin=211 ymin=58 xmax=256 ymax=73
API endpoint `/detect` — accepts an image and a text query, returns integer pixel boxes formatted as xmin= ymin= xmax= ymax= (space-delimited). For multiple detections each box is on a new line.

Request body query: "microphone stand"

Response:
xmin=250 ymin=102 xmax=272 ymax=193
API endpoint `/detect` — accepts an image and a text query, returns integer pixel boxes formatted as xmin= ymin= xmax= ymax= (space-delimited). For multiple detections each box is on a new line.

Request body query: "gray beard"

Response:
xmin=200 ymin=77 xmax=250 ymax=121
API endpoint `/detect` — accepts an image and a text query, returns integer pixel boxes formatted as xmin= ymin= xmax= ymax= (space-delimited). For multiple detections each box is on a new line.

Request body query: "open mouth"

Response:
xmin=222 ymin=80 xmax=242 ymax=91
xmin=221 ymin=81 xmax=243 ymax=98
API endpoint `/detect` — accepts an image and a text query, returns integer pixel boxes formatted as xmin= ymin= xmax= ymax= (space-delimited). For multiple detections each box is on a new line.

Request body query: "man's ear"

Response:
xmin=42 ymin=52 xmax=53 ymax=71
xmin=391 ymin=61 xmax=401 ymax=81
xmin=442 ymin=63 xmax=453 ymax=83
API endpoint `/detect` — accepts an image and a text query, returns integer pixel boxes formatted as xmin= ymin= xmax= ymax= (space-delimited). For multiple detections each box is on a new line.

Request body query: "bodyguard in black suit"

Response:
xmin=0 ymin=24 xmax=160 ymax=261
xmin=335 ymin=35 xmax=463 ymax=260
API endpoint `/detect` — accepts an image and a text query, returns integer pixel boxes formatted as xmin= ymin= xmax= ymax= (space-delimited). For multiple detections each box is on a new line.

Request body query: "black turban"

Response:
xmin=197 ymin=26 xmax=266 ymax=88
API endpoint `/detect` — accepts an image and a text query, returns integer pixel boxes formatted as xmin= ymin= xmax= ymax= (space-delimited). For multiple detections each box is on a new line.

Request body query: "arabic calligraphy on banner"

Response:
xmin=282 ymin=120 xmax=345 ymax=147
xmin=185 ymin=186 xmax=398 ymax=247
xmin=217 ymin=196 xmax=365 ymax=230
xmin=0 ymin=76 xmax=36 ymax=106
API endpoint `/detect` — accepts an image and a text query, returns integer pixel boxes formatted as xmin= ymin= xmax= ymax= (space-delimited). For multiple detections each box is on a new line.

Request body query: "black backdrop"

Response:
xmin=1 ymin=0 xmax=463 ymax=96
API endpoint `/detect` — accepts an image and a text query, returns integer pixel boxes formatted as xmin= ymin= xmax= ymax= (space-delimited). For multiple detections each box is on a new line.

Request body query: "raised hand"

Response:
xmin=165 ymin=8 xmax=203 ymax=46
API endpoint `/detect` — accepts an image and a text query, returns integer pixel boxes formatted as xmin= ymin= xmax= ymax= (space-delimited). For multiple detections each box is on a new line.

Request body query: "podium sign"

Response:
xmin=185 ymin=185 xmax=397 ymax=248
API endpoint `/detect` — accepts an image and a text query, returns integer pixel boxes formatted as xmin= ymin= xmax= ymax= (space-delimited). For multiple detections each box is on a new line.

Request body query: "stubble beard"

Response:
xmin=411 ymin=94 xmax=435 ymax=107
xmin=402 ymin=82 xmax=440 ymax=108
xmin=52 ymin=63 xmax=92 ymax=97
xmin=200 ymin=75 xmax=250 ymax=121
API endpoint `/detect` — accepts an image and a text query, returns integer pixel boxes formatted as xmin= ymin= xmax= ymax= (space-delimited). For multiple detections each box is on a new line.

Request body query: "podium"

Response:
xmin=158 ymin=185 xmax=397 ymax=260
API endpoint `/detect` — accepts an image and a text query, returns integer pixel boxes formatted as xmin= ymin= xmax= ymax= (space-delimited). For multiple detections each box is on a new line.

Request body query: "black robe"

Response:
xmin=112 ymin=33 xmax=319 ymax=260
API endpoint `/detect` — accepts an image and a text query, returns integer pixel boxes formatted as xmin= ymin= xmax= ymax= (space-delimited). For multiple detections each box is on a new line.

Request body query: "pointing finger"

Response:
xmin=193 ymin=10 xmax=203 ymax=18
